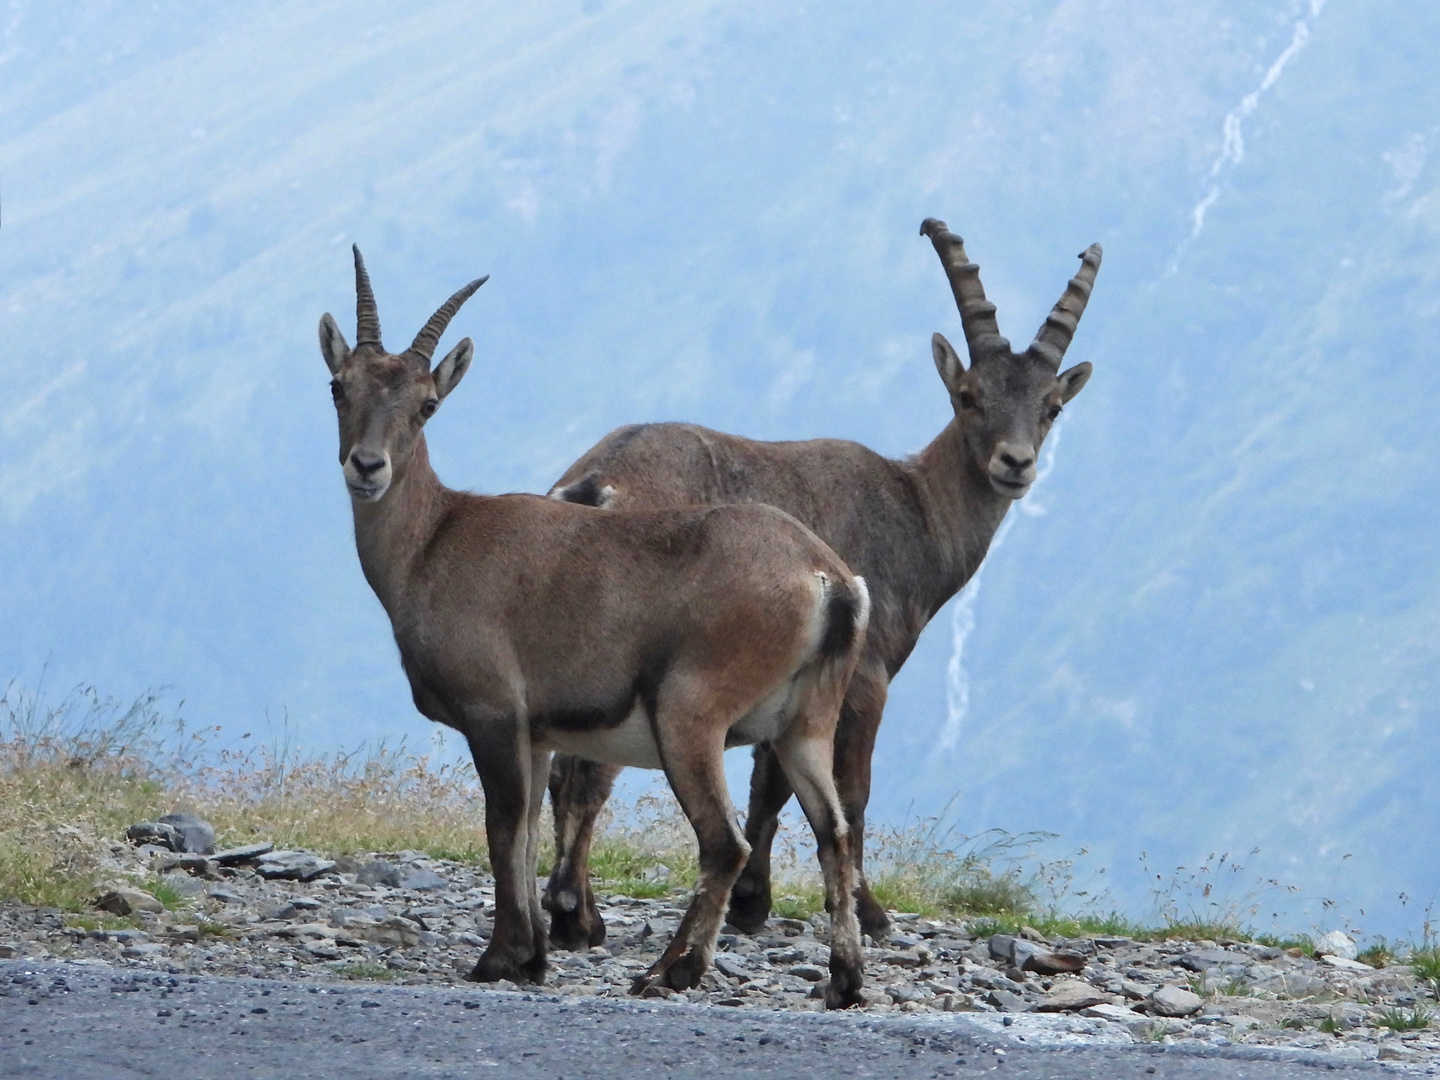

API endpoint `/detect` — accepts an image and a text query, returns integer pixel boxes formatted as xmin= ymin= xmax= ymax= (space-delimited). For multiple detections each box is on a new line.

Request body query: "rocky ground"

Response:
xmin=2 ymin=823 xmax=1437 ymax=1072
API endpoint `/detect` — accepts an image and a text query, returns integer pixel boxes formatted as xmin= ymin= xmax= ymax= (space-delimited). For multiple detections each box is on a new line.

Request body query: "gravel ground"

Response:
xmin=2 ymin=836 xmax=1436 ymax=1073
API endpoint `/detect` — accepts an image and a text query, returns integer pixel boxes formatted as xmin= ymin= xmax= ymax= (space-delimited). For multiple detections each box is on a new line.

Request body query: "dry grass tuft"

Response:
xmin=0 ymin=684 xmax=489 ymax=909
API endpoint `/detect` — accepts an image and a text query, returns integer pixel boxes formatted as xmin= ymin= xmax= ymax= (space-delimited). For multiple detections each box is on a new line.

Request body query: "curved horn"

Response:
xmin=920 ymin=218 xmax=1010 ymax=360
xmin=352 ymin=245 xmax=382 ymax=348
xmin=1026 ymin=243 xmax=1102 ymax=370
xmin=406 ymin=275 xmax=490 ymax=365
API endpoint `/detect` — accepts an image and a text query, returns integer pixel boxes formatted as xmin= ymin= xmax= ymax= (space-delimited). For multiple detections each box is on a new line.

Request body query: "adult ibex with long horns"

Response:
xmin=317 ymin=249 xmax=870 ymax=1006
xmin=543 ymin=219 xmax=1101 ymax=949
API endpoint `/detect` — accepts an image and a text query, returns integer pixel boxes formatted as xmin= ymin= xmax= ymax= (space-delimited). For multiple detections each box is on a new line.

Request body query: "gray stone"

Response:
xmin=988 ymin=934 xmax=1017 ymax=961
xmin=1320 ymin=954 xmax=1372 ymax=973
xmin=1313 ymin=930 xmax=1358 ymax=960
xmin=158 ymin=813 xmax=216 ymax=854
xmin=126 ymin=822 xmax=178 ymax=850
xmin=886 ymin=984 xmax=928 ymax=1005
xmin=984 ymin=989 xmax=1032 ymax=1013
xmin=1148 ymin=984 xmax=1204 ymax=1017
xmin=787 ymin=964 xmax=826 ymax=982
xmin=357 ymin=859 xmax=404 ymax=887
xmin=990 ymin=933 xmax=1085 ymax=975
xmin=713 ymin=954 xmax=749 ymax=980
xmin=254 ymin=850 xmax=337 ymax=881
xmin=122 ymin=942 xmax=168 ymax=958
xmin=1081 ymin=1002 xmax=1139 ymax=1022
xmin=1177 ymin=948 xmax=1238 ymax=971
xmin=95 ymin=887 xmax=165 ymax=916
xmin=357 ymin=916 xmax=422 ymax=948
xmin=396 ymin=868 xmax=448 ymax=892
xmin=206 ymin=887 xmax=247 ymax=905
xmin=1329 ymin=1002 xmax=1370 ymax=1030
xmin=1036 ymin=979 xmax=1110 ymax=1012
xmin=211 ymin=842 xmax=275 ymax=865
xmin=158 ymin=853 xmax=217 ymax=878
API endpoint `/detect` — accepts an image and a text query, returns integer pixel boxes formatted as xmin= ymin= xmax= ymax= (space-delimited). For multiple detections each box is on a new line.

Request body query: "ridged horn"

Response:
xmin=406 ymin=275 xmax=490 ymax=365
xmin=1026 ymin=243 xmax=1102 ymax=371
xmin=920 ymin=217 xmax=1010 ymax=360
xmin=353 ymin=245 xmax=382 ymax=348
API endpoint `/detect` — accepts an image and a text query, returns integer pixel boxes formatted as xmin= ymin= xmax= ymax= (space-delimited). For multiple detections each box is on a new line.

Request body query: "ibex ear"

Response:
xmin=932 ymin=333 xmax=966 ymax=395
xmin=432 ymin=337 xmax=474 ymax=400
xmin=319 ymin=314 xmax=351 ymax=375
xmin=1057 ymin=361 xmax=1092 ymax=403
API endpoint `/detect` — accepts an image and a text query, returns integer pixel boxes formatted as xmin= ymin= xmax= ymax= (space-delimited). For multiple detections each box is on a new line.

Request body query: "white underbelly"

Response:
xmin=538 ymin=702 xmax=664 ymax=770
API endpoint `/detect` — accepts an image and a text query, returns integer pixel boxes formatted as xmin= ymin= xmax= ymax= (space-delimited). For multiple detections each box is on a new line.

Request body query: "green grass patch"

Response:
xmin=64 ymin=913 xmax=138 ymax=933
xmin=1358 ymin=940 xmax=1395 ymax=968
xmin=330 ymin=961 xmax=397 ymax=981
xmin=142 ymin=876 xmax=191 ymax=910
xmin=1377 ymin=1006 xmax=1432 ymax=1032
xmin=1256 ymin=933 xmax=1314 ymax=956
xmin=197 ymin=921 xmax=235 ymax=939
xmin=1410 ymin=948 xmax=1440 ymax=982
xmin=770 ymin=887 xmax=825 ymax=921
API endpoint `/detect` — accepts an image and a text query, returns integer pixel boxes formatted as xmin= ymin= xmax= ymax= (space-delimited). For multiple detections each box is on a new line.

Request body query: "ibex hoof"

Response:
xmin=467 ymin=948 xmax=546 ymax=986
xmin=548 ymin=907 xmax=606 ymax=952
xmin=724 ymin=887 xmax=772 ymax=936
xmin=824 ymin=964 xmax=864 ymax=1010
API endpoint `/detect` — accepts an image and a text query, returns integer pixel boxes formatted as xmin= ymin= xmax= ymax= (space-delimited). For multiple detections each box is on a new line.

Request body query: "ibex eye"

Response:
xmin=958 ymin=390 xmax=979 ymax=411
xmin=1047 ymin=405 xmax=1062 ymax=421
xmin=420 ymin=399 xmax=438 ymax=418
xmin=330 ymin=381 xmax=344 ymax=401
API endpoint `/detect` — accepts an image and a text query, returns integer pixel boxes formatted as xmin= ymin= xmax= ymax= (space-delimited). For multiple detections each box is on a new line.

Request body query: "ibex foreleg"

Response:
xmin=466 ymin=727 xmax=550 ymax=985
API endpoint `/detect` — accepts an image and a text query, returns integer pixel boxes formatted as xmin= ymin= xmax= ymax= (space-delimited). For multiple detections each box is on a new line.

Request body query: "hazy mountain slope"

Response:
xmin=2 ymin=0 xmax=1435 ymax=932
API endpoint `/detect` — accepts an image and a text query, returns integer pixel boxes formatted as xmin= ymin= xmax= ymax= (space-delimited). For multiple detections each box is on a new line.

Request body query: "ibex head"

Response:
xmin=317 ymin=246 xmax=487 ymax=502
xmin=920 ymin=219 xmax=1100 ymax=500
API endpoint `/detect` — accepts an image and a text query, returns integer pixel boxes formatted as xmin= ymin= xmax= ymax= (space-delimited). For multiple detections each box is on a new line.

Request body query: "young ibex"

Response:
xmin=544 ymin=219 xmax=1101 ymax=949
xmin=317 ymin=249 xmax=870 ymax=1007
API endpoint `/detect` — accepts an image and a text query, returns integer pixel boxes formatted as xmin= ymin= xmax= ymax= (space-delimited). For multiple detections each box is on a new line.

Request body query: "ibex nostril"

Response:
xmin=350 ymin=452 xmax=384 ymax=476
xmin=1000 ymin=451 xmax=1033 ymax=471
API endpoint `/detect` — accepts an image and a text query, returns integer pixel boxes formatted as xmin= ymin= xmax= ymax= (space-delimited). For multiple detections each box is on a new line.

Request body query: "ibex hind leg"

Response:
xmin=725 ymin=743 xmax=793 ymax=934
xmin=631 ymin=720 xmax=749 ymax=996
xmin=773 ymin=723 xmax=864 ymax=1009
xmin=544 ymin=754 xmax=621 ymax=950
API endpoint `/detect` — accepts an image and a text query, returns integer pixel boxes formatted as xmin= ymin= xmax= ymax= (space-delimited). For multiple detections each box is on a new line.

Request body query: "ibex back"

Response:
xmin=316 ymin=248 xmax=870 ymax=1007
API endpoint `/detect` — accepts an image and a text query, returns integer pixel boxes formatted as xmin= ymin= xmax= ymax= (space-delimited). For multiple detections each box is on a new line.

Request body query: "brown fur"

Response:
xmin=318 ymin=248 xmax=871 ymax=1006
xmin=543 ymin=221 xmax=1100 ymax=947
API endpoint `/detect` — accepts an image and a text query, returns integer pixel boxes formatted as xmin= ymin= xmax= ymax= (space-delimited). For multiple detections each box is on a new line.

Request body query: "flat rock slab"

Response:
xmin=253 ymin=851 xmax=336 ymax=881
xmin=1177 ymin=949 xmax=1239 ymax=971
xmin=395 ymin=868 xmax=448 ymax=892
xmin=157 ymin=813 xmax=216 ymax=855
xmin=94 ymin=887 xmax=164 ymax=916
xmin=1037 ymin=979 xmax=1111 ymax=1012
xmin=211 ymin=841 xmax=275 ymax=865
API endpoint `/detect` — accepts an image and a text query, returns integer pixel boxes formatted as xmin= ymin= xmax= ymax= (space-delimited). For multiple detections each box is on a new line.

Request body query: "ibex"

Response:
xmin=543 ymin=219 xmax=1100 ymax=949
xmin=317 ymin=249 xmax=870 ymax=1007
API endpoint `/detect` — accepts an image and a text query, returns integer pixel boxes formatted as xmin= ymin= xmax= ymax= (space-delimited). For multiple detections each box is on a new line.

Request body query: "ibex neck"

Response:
xmin=905 ymin=420 xmax=1011 ymax=605
xmin=350 ymin=436 xmax=450 ymax=616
